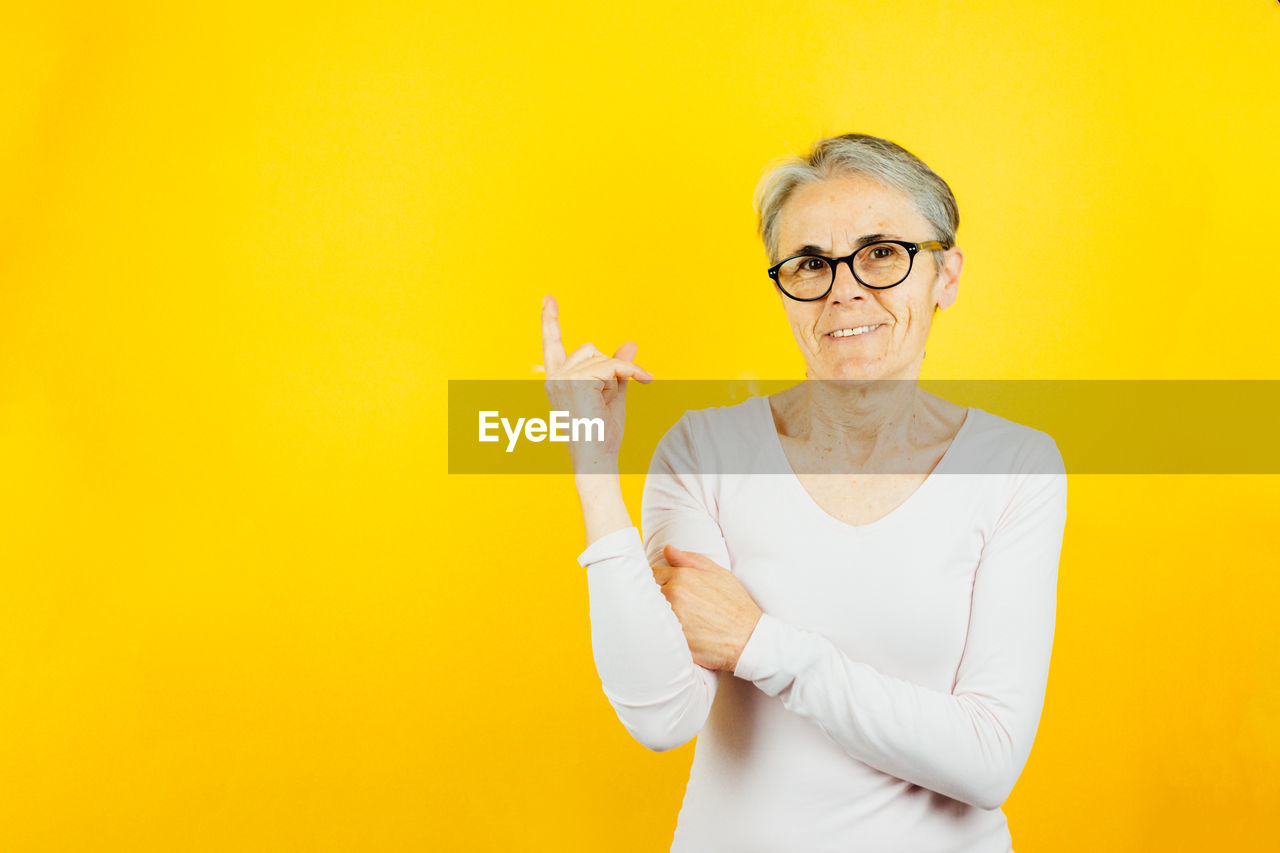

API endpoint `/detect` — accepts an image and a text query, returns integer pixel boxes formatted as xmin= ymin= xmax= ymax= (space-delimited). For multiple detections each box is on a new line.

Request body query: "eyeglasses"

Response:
xmin=767 ymin=240 xmax=953 ymax=301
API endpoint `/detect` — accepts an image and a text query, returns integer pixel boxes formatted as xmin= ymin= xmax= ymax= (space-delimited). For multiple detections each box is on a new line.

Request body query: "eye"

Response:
xmin=800 ymin=257 xmax=827 ymax=271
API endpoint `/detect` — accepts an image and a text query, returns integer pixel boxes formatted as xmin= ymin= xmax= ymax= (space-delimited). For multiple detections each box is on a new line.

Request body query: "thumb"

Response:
xmin=664 ymin=543 xmax=708 ymax=569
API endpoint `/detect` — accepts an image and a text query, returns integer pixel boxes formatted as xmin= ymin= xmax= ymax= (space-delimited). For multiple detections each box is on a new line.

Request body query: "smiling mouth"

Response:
xmin=827 ymin=324 xmax=882 ymax=339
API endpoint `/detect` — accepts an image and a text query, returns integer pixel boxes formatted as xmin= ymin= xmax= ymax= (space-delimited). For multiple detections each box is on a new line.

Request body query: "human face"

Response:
xmin=772 ymin=175 xmax=962 ymax=381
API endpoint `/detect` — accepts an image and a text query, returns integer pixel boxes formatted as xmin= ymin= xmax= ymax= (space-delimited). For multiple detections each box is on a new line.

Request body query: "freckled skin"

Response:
xmin=773 ymin=175 xmax=963 ymax=381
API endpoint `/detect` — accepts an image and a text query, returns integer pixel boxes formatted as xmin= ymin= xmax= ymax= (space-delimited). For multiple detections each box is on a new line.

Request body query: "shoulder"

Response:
xmin=954 ymin=408 xmax=1065 ymax=477
xmin=674 ymin=395 xmax=765 ymax=436
xmin=652 ymin=396 xmax=767 ymax=474
xmin=945 ymin=410 xmax=1068 ymax=541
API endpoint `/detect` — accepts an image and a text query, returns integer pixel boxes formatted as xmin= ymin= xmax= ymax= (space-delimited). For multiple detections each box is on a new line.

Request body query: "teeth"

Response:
xmin=830 ymin=325 xmax=879 ymax=338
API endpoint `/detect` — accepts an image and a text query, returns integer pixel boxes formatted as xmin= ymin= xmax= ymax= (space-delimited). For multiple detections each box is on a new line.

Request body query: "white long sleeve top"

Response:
xmin=576 ymin=395 xmax=1068 ymax=853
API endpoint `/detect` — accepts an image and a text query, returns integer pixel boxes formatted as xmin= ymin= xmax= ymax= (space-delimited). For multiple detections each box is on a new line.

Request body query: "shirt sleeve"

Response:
xmin=576 ymin=413 xmax=729 ymax=752
xmin=732 ymin=434 xmax=1068 ymax=810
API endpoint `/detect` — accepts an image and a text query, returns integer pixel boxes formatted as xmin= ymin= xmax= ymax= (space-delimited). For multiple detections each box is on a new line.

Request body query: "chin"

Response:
xmin=814 ymin=363 xmax=884 ymax=382
xmin=841 ymin=355 xmax=888 ymax=376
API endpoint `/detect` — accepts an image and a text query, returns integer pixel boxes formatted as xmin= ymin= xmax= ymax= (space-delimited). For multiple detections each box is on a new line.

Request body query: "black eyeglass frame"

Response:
xmin=767 ymin=239 xmax=953 ymax=301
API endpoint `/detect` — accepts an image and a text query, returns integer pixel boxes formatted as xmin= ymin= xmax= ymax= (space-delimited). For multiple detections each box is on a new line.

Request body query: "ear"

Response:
xmin=935 ymin=246 xmax=963 ymax=311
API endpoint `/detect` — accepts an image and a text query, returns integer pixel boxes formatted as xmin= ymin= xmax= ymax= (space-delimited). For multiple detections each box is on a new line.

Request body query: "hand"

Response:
xmin=652 ymin=545 xmax=764 ymax=672
xmin=540 ymin=295 xmax=653 ymax=472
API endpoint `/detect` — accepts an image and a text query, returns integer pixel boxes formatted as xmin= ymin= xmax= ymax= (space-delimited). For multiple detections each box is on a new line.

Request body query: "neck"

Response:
xmin=788 ymin=379 xmax=926 ymax=467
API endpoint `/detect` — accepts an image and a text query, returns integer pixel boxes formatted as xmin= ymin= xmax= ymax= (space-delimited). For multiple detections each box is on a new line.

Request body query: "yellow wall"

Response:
xmin=3 ymin=1 xmax=1278 ymax=849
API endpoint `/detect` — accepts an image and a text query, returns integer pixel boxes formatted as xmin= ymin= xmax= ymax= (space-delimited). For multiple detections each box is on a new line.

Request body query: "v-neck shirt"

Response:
xmin=577 ymin=395 xmax=1068 ymax=852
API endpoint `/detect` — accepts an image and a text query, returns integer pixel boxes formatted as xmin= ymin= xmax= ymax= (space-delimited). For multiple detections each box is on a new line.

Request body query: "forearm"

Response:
xmin=732 ymin=448 xmax=1066 ymax=808
xmin=574 ymin=464 xmax=631 ymax=547
xmin=734 ymin=614 xmax=1030 ymax=809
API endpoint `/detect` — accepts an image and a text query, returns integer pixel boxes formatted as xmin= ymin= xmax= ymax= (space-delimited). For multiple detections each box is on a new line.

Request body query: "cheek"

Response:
xmin=889 ymin=290 xmax=933 ymax=333
xmin=782 ymin=305 xmax=816 ymax=339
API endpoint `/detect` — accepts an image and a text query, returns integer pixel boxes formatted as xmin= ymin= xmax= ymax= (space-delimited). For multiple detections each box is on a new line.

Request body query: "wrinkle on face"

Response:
xmin=774 ymin=175 xmax=949 ymax=381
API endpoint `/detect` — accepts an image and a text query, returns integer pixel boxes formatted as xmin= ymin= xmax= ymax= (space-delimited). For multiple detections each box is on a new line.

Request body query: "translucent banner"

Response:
xmin=447 ymin=380 xmax=1280 ymax=474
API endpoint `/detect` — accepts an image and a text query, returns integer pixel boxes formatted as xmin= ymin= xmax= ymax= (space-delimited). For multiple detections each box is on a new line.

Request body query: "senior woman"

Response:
xmin=541 ymin=134 xmax=1067 ymax=852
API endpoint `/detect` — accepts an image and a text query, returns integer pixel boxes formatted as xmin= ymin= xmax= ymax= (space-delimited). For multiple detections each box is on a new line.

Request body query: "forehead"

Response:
xmin=776 ymin=175 xmax=927 ymax=252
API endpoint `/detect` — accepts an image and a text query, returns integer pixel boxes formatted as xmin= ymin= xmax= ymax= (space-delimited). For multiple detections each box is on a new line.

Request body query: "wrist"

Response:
xmin=731 ymin=608 xmax=765 ymax=672
xmin=573 ymin=465 xmax=621 ymax=496
xmin=572 ymin=455 xmax=621 ymax=478
xmin=574 ymin=472 xmax=630 ymax=546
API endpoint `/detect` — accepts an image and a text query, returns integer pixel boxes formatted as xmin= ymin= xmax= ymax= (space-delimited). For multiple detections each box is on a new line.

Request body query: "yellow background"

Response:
xmin=3 ymin=1 xmax=1278 ymax=850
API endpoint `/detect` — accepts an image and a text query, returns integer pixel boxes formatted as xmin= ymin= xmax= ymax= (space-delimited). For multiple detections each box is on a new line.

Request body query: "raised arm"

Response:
xmin=540 ymin=296 xmax=718 ymax=752
xmin=732 ymin=438 xmax=1068 ymax=809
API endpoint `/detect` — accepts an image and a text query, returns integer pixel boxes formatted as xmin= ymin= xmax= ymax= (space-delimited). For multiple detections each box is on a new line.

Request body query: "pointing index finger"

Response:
xmin=541 ymin=295 xmax=567 ymax=374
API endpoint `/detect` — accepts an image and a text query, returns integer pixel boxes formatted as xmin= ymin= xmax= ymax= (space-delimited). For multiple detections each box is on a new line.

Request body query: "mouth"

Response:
xmin=826 ymin=323 xmax=883 ymax=340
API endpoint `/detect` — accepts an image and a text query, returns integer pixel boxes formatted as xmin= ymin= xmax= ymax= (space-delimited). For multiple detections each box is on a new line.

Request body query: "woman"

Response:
xmin=541 ymin=134 xmax=1067 ymax=852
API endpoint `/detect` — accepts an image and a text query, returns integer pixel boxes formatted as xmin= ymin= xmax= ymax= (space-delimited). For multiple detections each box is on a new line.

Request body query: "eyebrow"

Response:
xmin=785 ymin=233 xmax=898 ymax=258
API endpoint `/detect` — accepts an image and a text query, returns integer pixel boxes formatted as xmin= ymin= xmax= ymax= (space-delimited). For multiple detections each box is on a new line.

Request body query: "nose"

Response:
xmin=828 ymin=257 xmax=866 ymax=303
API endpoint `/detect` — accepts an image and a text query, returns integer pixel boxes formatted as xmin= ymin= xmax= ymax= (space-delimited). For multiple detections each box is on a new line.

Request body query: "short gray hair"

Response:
xmin=753 ymin=134 xmax=959 ymax=267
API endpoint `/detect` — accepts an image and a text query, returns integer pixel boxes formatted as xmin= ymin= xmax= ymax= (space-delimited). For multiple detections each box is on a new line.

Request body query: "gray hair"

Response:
xmin=753 ymin=134 xmax=959 ymax=269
